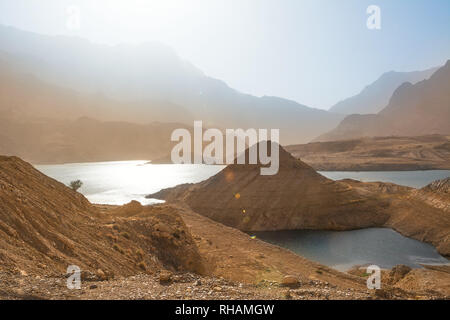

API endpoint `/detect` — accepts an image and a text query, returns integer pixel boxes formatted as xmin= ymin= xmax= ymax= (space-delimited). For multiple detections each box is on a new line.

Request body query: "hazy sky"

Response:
xmin=0 ymin=0 xmax=449 ymax=109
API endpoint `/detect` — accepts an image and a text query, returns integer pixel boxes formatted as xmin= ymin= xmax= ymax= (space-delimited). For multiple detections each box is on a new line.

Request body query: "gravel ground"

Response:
xmin=0 ymin=272 xmax=382 ymax=300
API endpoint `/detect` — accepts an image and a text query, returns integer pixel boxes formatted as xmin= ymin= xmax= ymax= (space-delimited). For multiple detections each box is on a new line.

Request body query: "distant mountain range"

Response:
xmin=316 ymin=61 xmax=450 ymax=142
xmin=0 ymin=53 xmax=192 ymax=123
xmin=1 ymin=24 xmax=449 ymax=156
xmin=329 ymin=67 xmax=439 ymax=115
xmin=0 ymin=113 xmax=190 ymax=164
xmin=0 ymin=53 xmax=195 ymax=164
xmin=0 ymin=25 xmax=344 ymax=145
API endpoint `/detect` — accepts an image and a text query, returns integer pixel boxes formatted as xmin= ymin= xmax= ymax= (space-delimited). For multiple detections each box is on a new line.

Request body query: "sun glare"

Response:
xmin=93 ymin=0 xmax=202 ymax=29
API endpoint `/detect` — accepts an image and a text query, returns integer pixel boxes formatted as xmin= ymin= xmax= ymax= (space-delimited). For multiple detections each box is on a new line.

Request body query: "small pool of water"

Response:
xmin=252 ymin=228 xmax=449 ymax=271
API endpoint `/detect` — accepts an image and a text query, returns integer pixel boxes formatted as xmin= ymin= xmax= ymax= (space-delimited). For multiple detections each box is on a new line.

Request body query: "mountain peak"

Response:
xmin=227 ymin=141 xmax=313 ymax=171
xmin=0 ymin=25 xmax=343 ymax=145
xmin=329 ymin=65 xmax=441 ymax=115
xmin=317 ymin=61 xmax=450 ymax=141
xmin=149 ymin=145 xmax=387 ymax=231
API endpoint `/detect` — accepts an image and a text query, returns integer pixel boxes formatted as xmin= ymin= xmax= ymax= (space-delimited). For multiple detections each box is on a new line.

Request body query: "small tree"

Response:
xmin=69 ymin=180 xmax=83 ymax=192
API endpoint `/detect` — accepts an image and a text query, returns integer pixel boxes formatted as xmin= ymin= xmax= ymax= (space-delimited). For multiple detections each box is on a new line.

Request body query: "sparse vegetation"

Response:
xmin=113 ymin=244 xmax=124 ymax=254
xmin=135 ymin=249 xmax=144 ymax=261
xmin=106 ymin=233 xmax=118 ymax=242
xmin=137 ymin=261 xmax=147 ymax=271
xmin=120 ymin=232 xmax=130 ymax=240
xmin=69 ymin=180 xmax=83 ymax=191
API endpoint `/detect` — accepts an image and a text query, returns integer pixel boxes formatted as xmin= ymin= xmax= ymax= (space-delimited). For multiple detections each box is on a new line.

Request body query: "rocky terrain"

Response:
xmin=0 ymin=155 xmax=376 ymax=299
xmin=413 ymin=178 xmax=450 ymax=212
xmin=4 ymin=269 xmax=444 ymax=300
xmin=348 ymin=264 xmax=450 ymax=298
xmin=286 ymin=135 xmax=450 ymax=171
xmin=1 ymin=154 xmax=448 ymax=299
xmin=149 ymin=144 xmax=390 ymax=231
xmin=149 ymin=143 xmax=450 ymax=257
xmin=342 ymin=178 xmax=450 ymax=256
xmin=0 ymin=155 xmax=205 ymax=278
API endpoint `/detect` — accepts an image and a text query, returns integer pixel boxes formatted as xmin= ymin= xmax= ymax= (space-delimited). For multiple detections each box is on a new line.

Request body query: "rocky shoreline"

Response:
xmin=286 ymin=135 xmax=450 ymax=171
xmin=1 ymin=155 xmax=449 ymax=300
xmin=148 ymin=145 xmax=450 ymax=257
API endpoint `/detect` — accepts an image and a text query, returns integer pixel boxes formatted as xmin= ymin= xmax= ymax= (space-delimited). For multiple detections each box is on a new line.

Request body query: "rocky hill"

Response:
xmin=342 ymin=178 xmax=450 ymax=257
xmin=150 ymin=143 xmax=450 ymax=257
xmin=0 ymin=156 xmax=204 ymax=276
xmin=422 ymin=177 xmax=450 ymax=195
xmin=410 ymin=177 xmax=450 ymax=214
xmin=149 ymin=143 xmax=390 ymax=231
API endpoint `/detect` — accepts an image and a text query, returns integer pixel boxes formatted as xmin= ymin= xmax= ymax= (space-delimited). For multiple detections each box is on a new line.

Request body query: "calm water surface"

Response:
xmin=252 ymin=228 xmax=449 ymax=271
xmin=35 ymin=162 xmax=450 ymax=205
xmin=36 ymin=161 xmax=225 ymax=205
xmin=319 ymin=170 xmax=450 ymax=189
xmin=35 ymin=162 xmax=449 ymax=270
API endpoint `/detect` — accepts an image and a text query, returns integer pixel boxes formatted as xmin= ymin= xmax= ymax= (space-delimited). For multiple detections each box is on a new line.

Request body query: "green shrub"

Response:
xmin=69 ymin=180 xmax=83 ymax=191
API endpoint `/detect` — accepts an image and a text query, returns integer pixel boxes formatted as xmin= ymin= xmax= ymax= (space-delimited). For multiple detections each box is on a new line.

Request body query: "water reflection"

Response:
xmin=36 ymin=161 xmax=225 ymax=205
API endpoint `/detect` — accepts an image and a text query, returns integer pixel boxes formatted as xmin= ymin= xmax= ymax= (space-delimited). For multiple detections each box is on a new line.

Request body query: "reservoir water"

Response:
xmin=35 ymin=161 xmax=449 ymax=270
xmin=251 ymin=228 xmax=449 ymax=271
xmin=319 ymin=170 xmax=450 ymax=189
xmin=35 ymin=162 xmax=450 ymax=205
xmin=36 ymin=161 xmax=225 ymax=205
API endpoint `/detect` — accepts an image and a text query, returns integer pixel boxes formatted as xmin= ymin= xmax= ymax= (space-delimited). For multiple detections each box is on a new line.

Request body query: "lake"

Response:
xmin=251 ymin=228 xmax=449 ymax=271
xmin=35 ymin=161 xmax=449 ymax=270
xmin=319 ymin=170 xmax=450 ymax=189
xmin=35 ymin=161 xmax=450 ymax=205
xmin=35 ymin=161 xmax=225 ymax=205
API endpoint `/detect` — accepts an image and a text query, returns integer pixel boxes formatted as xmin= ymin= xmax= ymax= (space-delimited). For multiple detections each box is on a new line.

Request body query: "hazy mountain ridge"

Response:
xmin=316 ymin=61 xmax=450 ymax=142
xmin=329 ymin=67 xmax=439 ymax=115
xmin=0 ymin=50 xmax=194 ymax=123
xmin=1 ymin=24 xmax=448 ymax=158
xmin=0 ymin=114 xmax=191 ymax=164
xmin=0 ymin=52 xmax=200 ymax=164
xmin=0 ymin=25 xmax=344 ymax=144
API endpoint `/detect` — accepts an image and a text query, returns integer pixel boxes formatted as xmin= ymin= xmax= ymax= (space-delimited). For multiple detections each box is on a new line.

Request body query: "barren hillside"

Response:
xmin=286 ymin=135 xmax=450 ymax=171
xmin=150 ymin=144 xmax=450 ymax=257
xmin=0 ymin=155 xmax=204 ymax=276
